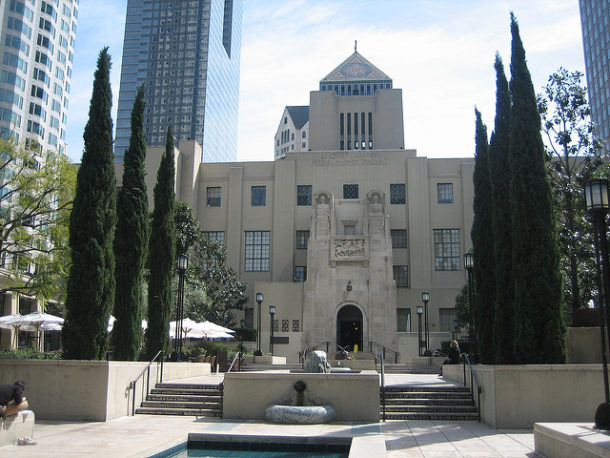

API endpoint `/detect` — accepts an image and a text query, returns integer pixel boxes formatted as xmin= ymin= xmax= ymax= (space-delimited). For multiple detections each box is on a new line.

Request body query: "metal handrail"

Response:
xmin=299 ymin=347 xmax=308 ymax=369
xmin=380 ymin=348 xmax=386 ymax=422
xmin=369 ymin=340 xmax=400 ymax=364
xmin=130 ymin=350 xmax=164 ymax=416
xmin=227 ymin=351 xmax=240 ymax=373
xmin=462 ymin=353 xmax=482 ymax=422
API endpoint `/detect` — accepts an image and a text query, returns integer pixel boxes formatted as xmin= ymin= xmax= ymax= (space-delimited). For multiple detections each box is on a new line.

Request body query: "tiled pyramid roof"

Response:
xmin=320 ymin=51 xmax=391 ymax=83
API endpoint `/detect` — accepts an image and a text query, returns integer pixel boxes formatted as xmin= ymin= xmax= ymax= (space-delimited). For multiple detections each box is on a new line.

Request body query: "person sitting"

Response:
xmin=0 ymin=380 xmax=28 ymax=418
xmin=439 ymin=340 xmax=461 ymax=376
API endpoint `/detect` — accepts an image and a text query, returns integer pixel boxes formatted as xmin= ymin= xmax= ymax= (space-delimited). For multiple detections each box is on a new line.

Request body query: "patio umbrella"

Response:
xmin=108 ymin=316 xmax=150 ymax=333
xmin=200 ymin=321 xmax=235 ymax=334
xmin=0 ymin=314 xmax=36 ymax=346
xmin=13 ymin=311 xmax=64 ymax=350
xmin=169 ymin=318 xmax=207 ymax=339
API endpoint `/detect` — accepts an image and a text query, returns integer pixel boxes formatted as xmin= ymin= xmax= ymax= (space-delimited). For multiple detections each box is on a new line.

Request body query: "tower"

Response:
xmin=115 ymin=0 xmax=242 ymax=162
xmin=0 ymin=0 xmax=78 ymax=155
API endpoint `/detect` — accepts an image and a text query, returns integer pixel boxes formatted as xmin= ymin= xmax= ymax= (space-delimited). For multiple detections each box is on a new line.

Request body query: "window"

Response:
xmin=206 ymin=186 xmax=220 ymax=207
xmin=297 ymin=185 xmax=312 ymax=206
xmin=251 ymin=185 xmax=266 ymax=206
xmin=244 ymin=231 xmax=269 ymax=271
xmin=296 ymin=230 xmax=309 ymax=249
xmin=439 ymin=308 xmax=458 ymax=332
xmin=294 ymin=266 xmax=307 ymax=282
xmin=343 ymin=184 xmax=359 ymax=199
xmin=433 ymin=229 xmax=460 ymax=271
xmin=203 ymin=231 xmax=224 ymax=245
xmin=390 ymin=184 xmax=406 ymax=204
xmin=292 ymin=320 xmax=300 ymax=332
xmin=397 ymin=308 xmax=411 ymax=332
xmin=437 ymin=183 xmax=454 ymax=203
xmin=282 ymin=320 xmax=289 ymax=332
xmin=391 ymin=230 xmax=407 ymax=249
xmin=344 ymin=224 xmax=356 ymax=235
xmin=393 ymin=265 xmax=408 ymax=287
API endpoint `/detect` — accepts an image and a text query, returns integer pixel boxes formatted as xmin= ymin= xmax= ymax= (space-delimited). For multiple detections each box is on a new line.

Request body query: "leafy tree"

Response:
xmin=471 ymin=108 xmax=495 ymax=363
xmin=62 ymin=48 xmax=116 ymax=360
xmin=508 ymin=15 xmax=566 ymax=363
xmin=454 ymin=284 xmax=471 ymax=329
xmin=0 ymin=141 xmax=75 ymax=301
xmin=145 ymin=126 xmax=176 ymax=359
xmin=538 ymin=68 xmax=603 ymax=320
xmin=111 ymin=85 xmax=149 ymax=361
xmin=174 ymin=201 xmax=247 ymax=327
xmin=489 ymin=55 xmax=516 ymax=364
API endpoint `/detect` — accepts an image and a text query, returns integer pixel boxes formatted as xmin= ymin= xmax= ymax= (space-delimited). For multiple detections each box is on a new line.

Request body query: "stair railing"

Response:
xmin=227 ymin=351 xmax=241 ymax=373
xmin=463 ymin=353 xmax=481 ymax=422
xmin=380 ymin=348 xmax=386 ymax=422
xmin=130 ymin=350 xmax=164 ymax=416
xmin=369 ymin=341 xmax=399 ymax=364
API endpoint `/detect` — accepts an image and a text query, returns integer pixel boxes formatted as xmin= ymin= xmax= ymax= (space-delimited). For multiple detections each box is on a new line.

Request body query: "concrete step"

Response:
xmin=150 ymin=387 xmax=222 ymax=396
xmin=383 ymin=404 xmax=478 ymax=413
xmin=383 ymin=398 xmax=474 ymax=406
xmin=146 ymin=394 xmax=220 ymax=402
xmin=384 ymin=391 xmax=472 ymax=400
xmin=155 ymin=383 xmax=221 ymax=390
xmin=384 ymin=386 xmax=470 ymax=394
xmin=382 ymin=411 xmax=479 ymax=421
xmin=140 ymin=400 xmax=221 ymax=410
xmin=135 ymin=407 xmax=222 ymax=416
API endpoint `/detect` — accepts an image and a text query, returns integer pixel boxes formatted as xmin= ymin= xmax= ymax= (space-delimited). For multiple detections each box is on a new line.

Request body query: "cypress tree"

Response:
xmin=145 ymin=126 xmax=176 ymax=359
xmin=471 ymin=108 xmax=495 ymax=364
xmin=111 ymin=85 xmax=149 ymax=360
xmin=489 ymin=55 xmax=515 ymax=364
xmin=62 ymin=48 xmax=116 ymax=360
xmin=508 ymin=14 xmax=566 ymax=363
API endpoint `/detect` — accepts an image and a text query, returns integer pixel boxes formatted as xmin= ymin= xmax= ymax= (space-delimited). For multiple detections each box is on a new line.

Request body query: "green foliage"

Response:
xmin=0 ymin=140 xmax=75 ymax=301
xmin=145 ymin=126 xmax=176 ymax=359
xmin=471 ymin=108 xmax=495 ymax=364
xmin=508 ymin=15 xmax=566 ymax=363
xmin=62 ymin=48 xmax=116 ymax=360
xmin=190 ymin=339 xmax=232 ymax=358
xmin=538 ymin=68 xmax=604 ymax=319
xmin=0 ymin=348 xmax=62 ymax=360
xmin=112 ymin=85 xmax=149 ymax=361
xmin=489 ymin=55 xmax=516 ymax=364
xmin=454 ymin=284 xmax=471 ymax=328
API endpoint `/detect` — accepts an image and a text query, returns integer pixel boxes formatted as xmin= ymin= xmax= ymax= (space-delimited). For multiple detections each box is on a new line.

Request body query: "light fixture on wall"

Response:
xmin=347 ymin=281 xmax=352 ymax=292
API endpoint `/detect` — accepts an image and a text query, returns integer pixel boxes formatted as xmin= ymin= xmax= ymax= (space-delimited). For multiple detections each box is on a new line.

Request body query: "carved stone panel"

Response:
xmin=331 ymin=236 xmax=368 ymax=262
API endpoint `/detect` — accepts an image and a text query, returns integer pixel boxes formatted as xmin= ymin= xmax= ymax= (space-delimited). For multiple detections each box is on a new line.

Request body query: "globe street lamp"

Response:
xmin=416 ymin=305 xmax=424 ymax=357
xmin=422 ymin=292 xmax=430 ymax=355
xmin=174 ymin=254 xmax=188 ymax=361
xmin=463 ymin=252 xmax=475 ymax=359
xmin=584 ymin=178 xmax=610 ymax=429
xmin=255 ymin=292 xmax=263 ymax=356
xmin=269 ymin=305 xmax=276 ymax=355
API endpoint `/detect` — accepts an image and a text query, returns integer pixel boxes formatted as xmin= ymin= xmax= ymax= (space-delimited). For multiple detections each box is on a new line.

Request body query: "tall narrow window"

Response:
xmin=294 ymin=266 xmax=307 ymax=282
xmin=251 ymin=186 xmax=266 ymax=206
xmin=347 ymin=113 xmax=351 ymax=150
xmin=354 ymin=112 xmax=359 ymax=149
xmin=391 ymin=230 xmax=407 ymax=248
xmin=368 ymin=112 xmax=373 ymax=149
xmin=296 ymin=230 xmax=310 ymax=249
xmin=206 ymin=186 xmax=221 ymax=207
xmin=245 ymin=231 xmax=270 ymax=272
xmin=433 ymin=229 xmax=460 ymax=271
xmin=437 ymin=183 xmax=454 ymax=203
xmin=393 ymin=265 xmax=409 ymax=287
xmin=361 ymin=112 xmax=365 ymax=149
xmin=390 ymin=184 xmax=406 ymax=204
xmin=340 ymin=113 xmax=344 ymax=150
xmin=296 ymin=185 xmax=312 ymax=206
xmin=397 ymin=308 xmax=411 ymax=332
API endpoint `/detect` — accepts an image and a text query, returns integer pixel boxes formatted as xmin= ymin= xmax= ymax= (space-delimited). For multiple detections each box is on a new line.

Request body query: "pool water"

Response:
xmin=154 ymin=440 xmax=349 ymax=458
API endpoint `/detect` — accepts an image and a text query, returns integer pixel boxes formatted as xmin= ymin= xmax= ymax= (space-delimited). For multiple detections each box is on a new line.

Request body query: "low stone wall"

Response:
xmin=444 ymin=364 xmax=604 ymax=428
xmin=0 ymin=360 xmax=211 ymax=421
xmin=223 ymin=371 xmax=380 ymax=422
xmin=327 ymin=359 xmax=376 ymax=370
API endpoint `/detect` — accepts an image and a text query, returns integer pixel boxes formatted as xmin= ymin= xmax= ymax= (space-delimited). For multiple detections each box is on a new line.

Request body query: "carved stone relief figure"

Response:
xmin=314 ymin=191 xmax=332 ymax=237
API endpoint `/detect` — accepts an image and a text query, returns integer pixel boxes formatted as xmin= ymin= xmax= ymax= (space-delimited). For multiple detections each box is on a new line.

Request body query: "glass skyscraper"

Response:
xmin=579 ymin=0 xmax=610 ymax=146
xmin=0 ymin=0 xmax=78 ymax=156
xmin=115 ymin=0 xmax=242 ymax=162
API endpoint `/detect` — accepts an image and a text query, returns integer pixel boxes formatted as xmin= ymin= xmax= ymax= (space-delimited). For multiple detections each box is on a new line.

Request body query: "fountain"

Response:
xmin=265 ymin=380 xmax=336 ymax=424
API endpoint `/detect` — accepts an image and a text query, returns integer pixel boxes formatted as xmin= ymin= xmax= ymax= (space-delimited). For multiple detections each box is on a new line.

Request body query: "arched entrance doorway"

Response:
xmin=336 ymin=305 xmax=363 ymax=352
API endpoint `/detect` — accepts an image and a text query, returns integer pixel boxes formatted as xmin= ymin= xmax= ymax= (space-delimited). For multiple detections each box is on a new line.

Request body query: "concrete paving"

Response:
xmin=0 ymin=373 xmax=537 ymax=457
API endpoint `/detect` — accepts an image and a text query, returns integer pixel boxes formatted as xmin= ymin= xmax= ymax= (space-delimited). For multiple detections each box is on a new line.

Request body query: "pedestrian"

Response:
xmin=439 ymin=340 xmax=461 ymax=376
xmin=0 ymin=380 xmax=28 ymax=418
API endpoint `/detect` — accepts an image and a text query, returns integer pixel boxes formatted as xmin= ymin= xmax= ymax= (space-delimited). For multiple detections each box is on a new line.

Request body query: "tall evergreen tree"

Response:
xmin=489 ymin=55 xmax=515 ymax=364
xmin=508 ymin=14 xmax=566 ymax=363
xmin=145 ymin=126 xmax=176 ymax=359
xmin=111 ymin=85 xmax=149 ymax=360
xmin=471 ymin=108 xmax=495 ymax=363
xmin=62 ymin=48 xmax=116 ymax=360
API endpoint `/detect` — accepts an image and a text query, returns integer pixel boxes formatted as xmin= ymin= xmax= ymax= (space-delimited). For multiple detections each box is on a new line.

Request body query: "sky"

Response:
xmin=65 ymin=0 xmax=585 ymax=164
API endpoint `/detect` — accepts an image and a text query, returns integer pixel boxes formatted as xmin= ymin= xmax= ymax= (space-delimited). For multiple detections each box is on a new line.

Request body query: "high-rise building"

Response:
xmin=115 ymin=0 xmax=242 ymax=162
xmin=579 ymin=0 xmax=610 ymax=146
xmin=0 ymin=0 xmax=78 ymax=155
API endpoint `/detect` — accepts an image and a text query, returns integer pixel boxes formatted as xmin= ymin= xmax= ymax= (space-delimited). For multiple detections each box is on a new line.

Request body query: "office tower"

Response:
xmin=579 ymin=0 xmax=610 ymax=145
xmin=115 ymin=0 xmax=242 ymax=162
xmin=0 ymin=0 xmax=78 ymax=155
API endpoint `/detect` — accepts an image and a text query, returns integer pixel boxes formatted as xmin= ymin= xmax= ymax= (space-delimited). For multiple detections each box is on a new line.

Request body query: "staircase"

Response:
xmin=239 ymin=363 xmax=303 ymax=372
xmin=380 ymin=357 xmax=442 ymax=374
xmin=135 ymin=382 xmax=223 ymax=417
xmin=381 ymin=385 xmax=478 ymax=421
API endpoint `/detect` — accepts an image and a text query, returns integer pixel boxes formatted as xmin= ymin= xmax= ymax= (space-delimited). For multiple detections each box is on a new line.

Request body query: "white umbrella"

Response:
xmin=0 ymin=314 xmax=35 ymax=346
xmin=12 ymin=311 xmax=64 ymax=350
xmin=204 ymin=330 xmax=234 ymax=340
xmin=108 ymin=316 xmax=149 ymax=333
xmin=169 ymin=318 xmax=207 ymax=339
xmin=200 ymin=321 xmax=235 ymax=334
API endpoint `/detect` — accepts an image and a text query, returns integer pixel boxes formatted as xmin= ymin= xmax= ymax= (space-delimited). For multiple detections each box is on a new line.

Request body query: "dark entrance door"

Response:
xmin=336 ymin=305 xmax=363 ymax=352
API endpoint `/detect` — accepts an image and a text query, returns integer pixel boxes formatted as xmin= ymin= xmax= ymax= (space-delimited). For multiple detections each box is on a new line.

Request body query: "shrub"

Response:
xmin=0 ymin=348 xmax=62 ymax=360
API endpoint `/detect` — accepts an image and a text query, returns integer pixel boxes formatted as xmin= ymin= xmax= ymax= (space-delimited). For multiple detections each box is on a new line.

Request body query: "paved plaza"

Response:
xmin=0 ymin=373 xmax=537 ymax=457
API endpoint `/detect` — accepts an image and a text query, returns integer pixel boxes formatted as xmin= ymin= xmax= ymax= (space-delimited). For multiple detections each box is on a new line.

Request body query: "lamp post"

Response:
xmin=422 ymin=292 xmax=430 ymax=355
xmin=255 ymin=292 xmax=263 ymax=356
xmin=174 ymin=254 xmax=188 ymax=361
xmin=269 ymin=305 xmax=276 ymax=355
xmin=584 ymin=178 xmax=610 ymax=428
xmin=416 ymin=305 xmax=423 ymax=357
xmin=463 ymin=252 xmax=475 ymax=359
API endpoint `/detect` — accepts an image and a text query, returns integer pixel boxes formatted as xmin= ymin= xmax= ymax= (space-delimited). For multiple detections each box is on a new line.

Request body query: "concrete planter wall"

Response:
xmin=444 ymin=364 xmax=603 ymax=428
xmin=223 ymin=370 xmax=380 ymax=422
xmin=0 ymin=360 xmax=211 ymax=421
